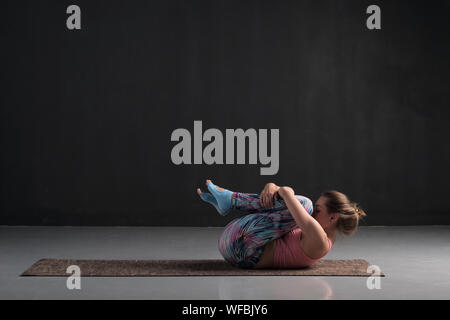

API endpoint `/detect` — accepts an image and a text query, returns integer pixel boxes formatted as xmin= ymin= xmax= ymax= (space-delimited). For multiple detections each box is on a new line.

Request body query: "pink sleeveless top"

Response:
xmin=273 ymin=228 xmax=333 ymax=268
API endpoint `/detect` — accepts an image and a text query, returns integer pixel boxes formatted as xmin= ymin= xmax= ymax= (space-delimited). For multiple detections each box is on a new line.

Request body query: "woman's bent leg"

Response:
xmin=232 ymin=192 xmax=314 ymax=215
xmin=218 ymin=209 xmax=298 ymax=269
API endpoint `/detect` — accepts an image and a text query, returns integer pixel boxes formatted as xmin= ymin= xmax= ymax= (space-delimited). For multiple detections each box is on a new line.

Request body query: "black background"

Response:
xmin=1 ymin=0 xmax=449 ymax=226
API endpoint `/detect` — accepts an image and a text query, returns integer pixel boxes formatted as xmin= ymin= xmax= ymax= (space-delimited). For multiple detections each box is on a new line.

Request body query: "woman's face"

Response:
xmin=312 ymin=196 xmax=332 ymax=227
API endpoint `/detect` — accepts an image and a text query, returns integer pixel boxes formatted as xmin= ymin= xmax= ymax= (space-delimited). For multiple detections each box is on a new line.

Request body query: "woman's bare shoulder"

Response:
xmin=300 ymin=233 xmax=332 ymax=260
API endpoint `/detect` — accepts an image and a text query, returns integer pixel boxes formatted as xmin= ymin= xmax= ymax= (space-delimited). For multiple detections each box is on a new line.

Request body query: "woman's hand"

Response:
xmin=277 ymin=186 xmax=295 ymax=199
xmin=260 ymin=183 xmax=281 ymax=208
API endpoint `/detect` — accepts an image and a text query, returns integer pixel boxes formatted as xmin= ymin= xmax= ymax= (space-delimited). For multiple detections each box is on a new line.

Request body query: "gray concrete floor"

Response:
xmin=1 ymin=225 xmax=450 ymax=299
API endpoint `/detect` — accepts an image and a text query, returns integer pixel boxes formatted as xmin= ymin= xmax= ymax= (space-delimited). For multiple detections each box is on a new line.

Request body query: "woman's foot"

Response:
xmin=197 ymin=179 xmax=234 ymax=216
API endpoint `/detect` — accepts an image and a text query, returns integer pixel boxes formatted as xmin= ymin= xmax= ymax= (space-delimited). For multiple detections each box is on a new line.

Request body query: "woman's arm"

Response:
xmin=278 ymin=186 xmax=329 ymax=256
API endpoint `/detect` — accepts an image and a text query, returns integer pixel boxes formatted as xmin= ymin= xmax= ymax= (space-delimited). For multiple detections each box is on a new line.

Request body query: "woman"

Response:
xmin=197 ymin=179 xmax=366 ymax=269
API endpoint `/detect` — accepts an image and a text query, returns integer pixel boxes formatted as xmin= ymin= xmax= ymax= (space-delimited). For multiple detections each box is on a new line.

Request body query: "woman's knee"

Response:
xmin=295 ymin=195 xmax=314 ymax=215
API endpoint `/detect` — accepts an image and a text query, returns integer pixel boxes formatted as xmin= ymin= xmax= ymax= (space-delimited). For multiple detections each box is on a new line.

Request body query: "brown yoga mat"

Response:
xmin=21 ymin=258 xmax=384 ymax=277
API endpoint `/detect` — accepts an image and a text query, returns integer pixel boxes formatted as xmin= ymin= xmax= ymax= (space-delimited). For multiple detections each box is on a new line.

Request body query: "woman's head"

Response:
xmin=313 ymin=190 xmax=366 ymax=236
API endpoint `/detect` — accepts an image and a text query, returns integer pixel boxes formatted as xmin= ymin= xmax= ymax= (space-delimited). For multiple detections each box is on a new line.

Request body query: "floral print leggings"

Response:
xmin=218 ymin=192 xmax=314 ymax=269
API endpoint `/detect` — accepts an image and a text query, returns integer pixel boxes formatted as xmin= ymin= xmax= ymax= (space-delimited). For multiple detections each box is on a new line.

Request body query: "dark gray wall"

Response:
xmin=1 ymin=0 xmax=449 ymax=226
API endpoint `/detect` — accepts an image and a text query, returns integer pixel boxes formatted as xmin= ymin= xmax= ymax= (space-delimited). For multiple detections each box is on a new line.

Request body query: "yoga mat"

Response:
xmin=21 ymin=259 xmax=385 ymax=277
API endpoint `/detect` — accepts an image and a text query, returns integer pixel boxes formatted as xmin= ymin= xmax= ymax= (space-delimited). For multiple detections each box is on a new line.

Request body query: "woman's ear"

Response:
xmin=330 ymin=212 xmax=339 ymax=221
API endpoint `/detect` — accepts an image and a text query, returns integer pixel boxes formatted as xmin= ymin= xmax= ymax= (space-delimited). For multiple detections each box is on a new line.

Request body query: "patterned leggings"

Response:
xmin=218 ymin=192 xmax=314 ymax=269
